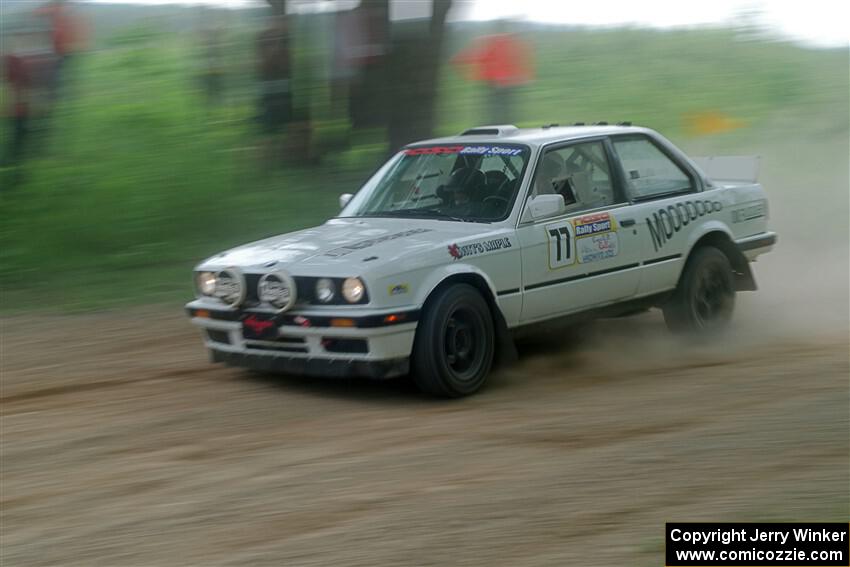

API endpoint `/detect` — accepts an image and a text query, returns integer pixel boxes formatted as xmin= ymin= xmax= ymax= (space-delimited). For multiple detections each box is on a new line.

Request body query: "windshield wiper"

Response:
xmin=368 ymin=208 xmax=466 ymax=222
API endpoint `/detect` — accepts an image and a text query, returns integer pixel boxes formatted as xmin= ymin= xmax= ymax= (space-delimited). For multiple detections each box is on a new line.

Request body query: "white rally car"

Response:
xmin=186 ymin=124 xmax=776 ymax=396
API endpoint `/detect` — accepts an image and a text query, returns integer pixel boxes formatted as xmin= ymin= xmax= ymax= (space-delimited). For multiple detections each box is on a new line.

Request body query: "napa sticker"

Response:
xmin=573 ymin=212 xmax=619 ymax=264
xmin=388 ymin=283 xmax=410 ymax=296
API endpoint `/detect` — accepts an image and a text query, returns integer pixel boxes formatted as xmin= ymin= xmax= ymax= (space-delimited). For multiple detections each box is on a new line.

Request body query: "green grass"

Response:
xmin=1 ymin=25 xmax=847 ymax=312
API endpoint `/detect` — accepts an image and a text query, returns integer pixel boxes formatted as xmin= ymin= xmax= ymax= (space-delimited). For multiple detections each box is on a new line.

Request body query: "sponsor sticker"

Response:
xmin=731 ymin=201 xmax=766 ymax=223
xmin=573 ymin=212 xmax=619 ymax=264
xmin=447 ymin=237 xmax=512 ymax=261
xmin=574 ymin=212 xmax=617 ymax=238
xmin=404 ymin=145 xmax=524 ymax=157
xmin=388 ymin=283 xmax=410 ymax=296
xmin=646 ymin=199 xmax=723 ymax=252
xmin=577 ymin=233 xmax=619 ymax=264
xmin=242 ymin=313 xmax=278 ymax=340
xmin=325 ymin=228 xmax=433 ymax=257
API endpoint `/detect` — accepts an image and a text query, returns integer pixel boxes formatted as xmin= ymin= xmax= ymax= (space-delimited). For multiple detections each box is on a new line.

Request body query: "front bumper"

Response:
xmin=210 ymin=350 xmax=408 ymax=379
xmin=185 ymin=300 xmax=419 ymax=379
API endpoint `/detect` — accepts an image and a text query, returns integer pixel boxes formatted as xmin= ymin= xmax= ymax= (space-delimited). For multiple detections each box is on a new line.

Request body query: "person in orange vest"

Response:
xmin=2 ymin=23 xmax=56 ymax=167
xmin=35 ymin=0 xmax=84 ymax=103
xmin=452 ymin=26 xmax=534 ymax=124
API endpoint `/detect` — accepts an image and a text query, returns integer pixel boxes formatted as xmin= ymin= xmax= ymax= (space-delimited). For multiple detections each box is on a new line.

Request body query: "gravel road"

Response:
xmin=3 ymin=293 xmax=847 ymax=566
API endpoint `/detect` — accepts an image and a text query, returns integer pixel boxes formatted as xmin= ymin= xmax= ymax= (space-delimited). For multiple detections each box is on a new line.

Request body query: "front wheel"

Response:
xmin=411 ymin=284 xmax=495 ymax=397
xmin=663 ymin=246 xmax=735 ymax=334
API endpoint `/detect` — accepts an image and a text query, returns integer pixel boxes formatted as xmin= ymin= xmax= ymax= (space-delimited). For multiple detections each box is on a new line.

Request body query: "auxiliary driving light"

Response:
xmin=258 ymin=271 xmax=297 ymax=311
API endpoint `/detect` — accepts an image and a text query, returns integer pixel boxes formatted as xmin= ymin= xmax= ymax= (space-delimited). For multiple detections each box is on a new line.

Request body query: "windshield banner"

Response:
xmin=404 ymin=145 xmax=524 ymax=157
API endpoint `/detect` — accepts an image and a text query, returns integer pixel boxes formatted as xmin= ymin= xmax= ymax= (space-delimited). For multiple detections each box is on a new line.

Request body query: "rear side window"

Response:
xmin=612 ymin=137 xmax=693 ymax=199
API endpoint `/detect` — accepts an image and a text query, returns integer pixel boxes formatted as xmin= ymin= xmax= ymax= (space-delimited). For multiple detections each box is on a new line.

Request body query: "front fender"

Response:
xmin=411 ymin=262 xmax=518 ymax=368
xmin=413 ymin=262 xmax=501 ymax=308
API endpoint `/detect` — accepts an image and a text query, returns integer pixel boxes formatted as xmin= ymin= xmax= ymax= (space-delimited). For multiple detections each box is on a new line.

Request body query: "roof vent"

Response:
xmin=459 ymin=125 xmax=520 ymax=137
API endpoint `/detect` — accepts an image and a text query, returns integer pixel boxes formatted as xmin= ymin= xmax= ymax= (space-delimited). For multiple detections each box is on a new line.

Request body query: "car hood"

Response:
xmin=198 ymin=217 xmax=495 ymax=273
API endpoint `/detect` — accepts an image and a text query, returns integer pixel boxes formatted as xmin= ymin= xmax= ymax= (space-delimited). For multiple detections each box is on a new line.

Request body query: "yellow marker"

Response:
xmin=683 ymin=111 xmax=746 ymax=136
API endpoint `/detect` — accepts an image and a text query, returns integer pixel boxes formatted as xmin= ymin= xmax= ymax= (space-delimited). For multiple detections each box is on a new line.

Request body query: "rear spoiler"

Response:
xmin=692 ymin=155 xmax=760 ymax=183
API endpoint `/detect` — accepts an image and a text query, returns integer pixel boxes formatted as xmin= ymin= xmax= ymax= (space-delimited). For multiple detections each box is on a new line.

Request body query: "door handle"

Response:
xmin=620 ymin=218 xmax=636 ymax=227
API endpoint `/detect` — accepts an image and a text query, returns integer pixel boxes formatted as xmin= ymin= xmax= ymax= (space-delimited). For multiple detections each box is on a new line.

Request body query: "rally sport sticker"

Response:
xmin=574 ymin=212 xmax=619 ymax=264
xmin=545 ymin=212 xmax=619 ymax=269
xmin=405 ymin=145 xmax=524 ymax=157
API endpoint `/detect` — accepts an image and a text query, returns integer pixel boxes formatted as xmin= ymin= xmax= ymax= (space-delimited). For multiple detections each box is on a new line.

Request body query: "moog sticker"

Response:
xmin=646 ymin=199 xmax=723 ymax=252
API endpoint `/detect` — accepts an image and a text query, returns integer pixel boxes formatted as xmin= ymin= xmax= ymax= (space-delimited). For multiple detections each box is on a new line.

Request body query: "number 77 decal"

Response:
xmin=546 ymin=220 xmax=576 ymax=269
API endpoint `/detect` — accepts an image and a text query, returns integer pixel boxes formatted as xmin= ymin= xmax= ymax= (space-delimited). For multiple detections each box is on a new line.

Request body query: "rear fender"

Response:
xmin=683 ymin=222 xmax=756 ymax=291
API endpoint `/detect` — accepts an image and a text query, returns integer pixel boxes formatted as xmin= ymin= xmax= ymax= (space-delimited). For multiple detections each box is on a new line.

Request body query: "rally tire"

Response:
xmin=663 ymin=246 xmax=735 ymax=334
xmin=411 ymin=284 xmax=495 ymax=397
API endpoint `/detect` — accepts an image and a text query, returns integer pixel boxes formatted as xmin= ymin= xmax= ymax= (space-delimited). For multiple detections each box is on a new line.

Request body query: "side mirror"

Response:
xmin=526 ymin=194 xmax=565 ymax=221
xmin=339 ymin=193 xmax=353 ymax=209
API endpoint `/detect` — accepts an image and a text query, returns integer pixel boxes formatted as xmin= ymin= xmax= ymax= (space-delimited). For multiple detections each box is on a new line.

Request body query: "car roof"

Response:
xmin=409 ymin=124 xmax=657 ymax=150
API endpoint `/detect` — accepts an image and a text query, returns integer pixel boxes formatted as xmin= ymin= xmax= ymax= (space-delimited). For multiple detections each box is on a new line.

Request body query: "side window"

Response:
xmin=612 ymin=137 xmax=693 ymax=199
xmin=532 ymin=140 xmax=622 ymax=213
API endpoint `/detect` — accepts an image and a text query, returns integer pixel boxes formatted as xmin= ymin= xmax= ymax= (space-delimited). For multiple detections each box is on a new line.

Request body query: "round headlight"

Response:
xmin=197 ymin=271 xmax=216 ymax=296
xmin=315 ymin=278 xmax=335 ymax=303
xmin=214 ymin=268 xmax=245 ymax=307
xmin=341 ymin=277 xmax=366 ymax=303
xmin=258 ymin=271 xmax=297 ymax=311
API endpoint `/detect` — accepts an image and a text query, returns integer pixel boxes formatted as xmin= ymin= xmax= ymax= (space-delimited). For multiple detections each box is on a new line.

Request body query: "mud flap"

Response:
xmin=734 ymin=260 xmax=757 ymax=292
xmin=493 ymin=309 xmax=519 ymax=368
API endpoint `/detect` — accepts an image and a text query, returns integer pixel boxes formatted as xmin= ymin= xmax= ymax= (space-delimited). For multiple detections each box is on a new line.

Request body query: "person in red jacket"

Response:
xmin=2 ymin=25 xmax=56 ymax=166
xmin=36 ymin=0 xmax=84 ymax=102
xmin=3 ymin=51 xmax=31 ymax=166
xmin=452 ymin=28 xmax=534 ymax=124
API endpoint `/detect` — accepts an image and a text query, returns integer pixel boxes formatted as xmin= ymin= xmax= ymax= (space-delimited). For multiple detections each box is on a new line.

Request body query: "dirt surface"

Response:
xmin=2 ymin=290 xmax=848 ymax=566
xmin=3 ymin=130 xmax=849 ymax=566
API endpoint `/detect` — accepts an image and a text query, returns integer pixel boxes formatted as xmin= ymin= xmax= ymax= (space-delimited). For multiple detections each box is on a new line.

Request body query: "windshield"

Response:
xmin=341 ymin=144 xmax=531 ymax=222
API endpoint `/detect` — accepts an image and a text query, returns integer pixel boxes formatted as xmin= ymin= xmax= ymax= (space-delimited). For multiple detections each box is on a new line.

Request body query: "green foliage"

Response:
xmin=440 ymin=26 xmax=848 ymax=137
xmin=103 ymin=20 xmax=170 ymax=48
xmin=1 ymin=25 xmax=847 ymax=311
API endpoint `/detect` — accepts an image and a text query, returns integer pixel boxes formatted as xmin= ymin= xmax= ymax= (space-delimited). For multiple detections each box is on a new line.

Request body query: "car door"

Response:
xmin=607 ymin=134 xmax=709 ymax=296
xmin=517 ymin=138 xmax=643 ymax=324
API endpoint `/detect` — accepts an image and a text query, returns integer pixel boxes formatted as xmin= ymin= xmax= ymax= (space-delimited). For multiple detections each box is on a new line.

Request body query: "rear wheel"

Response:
xmin=663 ymin=246 xmax=735 ymax=334
xmin=412 ymin=284 xmax=495 ymax=397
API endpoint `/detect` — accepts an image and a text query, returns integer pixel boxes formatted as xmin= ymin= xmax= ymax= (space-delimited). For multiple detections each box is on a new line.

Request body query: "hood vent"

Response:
xmin=459 ymin=125 xmax=519 ymax=137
